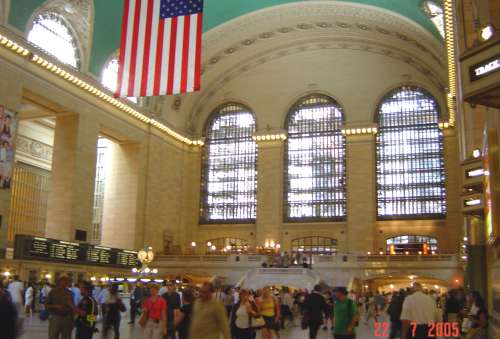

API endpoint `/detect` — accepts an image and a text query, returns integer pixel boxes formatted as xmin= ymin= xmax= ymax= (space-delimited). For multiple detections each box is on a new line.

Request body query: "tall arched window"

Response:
xmin=27 ymin=13 xmax=81 ymax=68
xmin=102 ymin=57 xmax=137 ymax=103
xmin=200 ymin=104 xmax=257 ymax=223
xmin=376 ymin=86 xmax=446 ymax=219
xmin=285 ymin=95 xmax=346 ymax=221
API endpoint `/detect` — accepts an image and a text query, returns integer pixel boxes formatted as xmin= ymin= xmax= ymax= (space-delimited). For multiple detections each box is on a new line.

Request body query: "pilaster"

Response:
xmin=255 ymin=138 xmax=285 ymax=247
xmin=345 ymin=133 xmax=376 ymax=252
xmin=45 ymin=114 xmax=99 ymax=241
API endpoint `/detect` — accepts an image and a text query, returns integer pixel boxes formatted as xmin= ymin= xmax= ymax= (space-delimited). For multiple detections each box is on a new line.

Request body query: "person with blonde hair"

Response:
xmin=256 ymin=286 xmax=280 ymax=339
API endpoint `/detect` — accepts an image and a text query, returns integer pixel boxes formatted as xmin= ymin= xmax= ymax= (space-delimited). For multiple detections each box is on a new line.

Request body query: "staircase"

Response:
xmin=236 ymin=268 xmax=321 ymax=290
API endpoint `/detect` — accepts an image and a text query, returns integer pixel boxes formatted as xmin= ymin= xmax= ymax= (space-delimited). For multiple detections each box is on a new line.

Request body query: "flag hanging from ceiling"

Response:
xmin=116 ymin=0 xmax=203 ymax=98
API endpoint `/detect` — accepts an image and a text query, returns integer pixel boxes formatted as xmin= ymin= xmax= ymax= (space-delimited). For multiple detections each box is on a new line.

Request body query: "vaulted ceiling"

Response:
xmin=8 ymin=0 xmax=442 ymax=76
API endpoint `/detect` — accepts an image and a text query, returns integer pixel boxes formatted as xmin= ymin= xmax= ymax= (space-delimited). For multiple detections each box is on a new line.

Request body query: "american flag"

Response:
xmin=116 ymin=0 xmax=203 ymax=97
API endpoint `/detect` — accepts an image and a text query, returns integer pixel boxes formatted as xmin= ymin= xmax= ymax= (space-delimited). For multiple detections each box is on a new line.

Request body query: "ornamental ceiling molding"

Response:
xmin=201 ymin=1 xmax=444 ymax=67
xmin=30 ymin=0 xmax=94 ymax=71
xmin=187 ymin=37 xmax=446 ymax=128
xmin=180 ymin=1 xmax=446 ymax=129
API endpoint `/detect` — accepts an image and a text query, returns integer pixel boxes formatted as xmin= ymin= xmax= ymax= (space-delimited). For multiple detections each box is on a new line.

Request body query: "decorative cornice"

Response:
xmin=0 ymin=28 xmax=204 ymax=147
xmin=186 ymin=1 xmax=449 ymax=129
xmin=16 ymin=134 xmax=53 ymax=170
xmin=443 ymin=0 xmax=457 ymax=126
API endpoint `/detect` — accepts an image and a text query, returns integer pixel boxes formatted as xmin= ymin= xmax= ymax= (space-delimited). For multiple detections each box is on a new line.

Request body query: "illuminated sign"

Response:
xmin=470 ymin=54 xmax=500 ymax=81
xmin=14 ymin=235 xmax=138 ymax=268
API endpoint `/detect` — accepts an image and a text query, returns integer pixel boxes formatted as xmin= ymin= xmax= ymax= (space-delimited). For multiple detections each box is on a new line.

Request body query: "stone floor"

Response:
xmin=19 ymin=311 xmax=384 ymax=339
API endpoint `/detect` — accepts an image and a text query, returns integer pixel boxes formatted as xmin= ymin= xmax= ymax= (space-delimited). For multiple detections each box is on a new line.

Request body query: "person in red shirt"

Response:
xmin=142 ymin=285 xmax=167 ymax=339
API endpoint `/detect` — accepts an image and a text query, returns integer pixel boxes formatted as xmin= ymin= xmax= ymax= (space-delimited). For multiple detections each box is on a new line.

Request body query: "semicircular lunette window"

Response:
xmin=102 ymin=57 xmax=138 ymax=103
xmin=285 ymin=95 xmax=346 ymax=221
xmin=422 ymin=0 xmax=445 ymax=38
xmin=200 ymin=104 xmax=257 ymax=223
xmin=376 ymin=87 xmax=446 ymax=219
xmin=386 ymin=235 xmax=438 ymax=254
xmin=27 ymin=13 xmax=81 ymax=68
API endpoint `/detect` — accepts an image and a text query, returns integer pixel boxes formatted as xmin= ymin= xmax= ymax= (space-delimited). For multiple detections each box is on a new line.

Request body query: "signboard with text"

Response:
xmin=14 ymin=234 xmax=138 ymax=268
xmin=470 ymin=53 xmax=500 ymax=81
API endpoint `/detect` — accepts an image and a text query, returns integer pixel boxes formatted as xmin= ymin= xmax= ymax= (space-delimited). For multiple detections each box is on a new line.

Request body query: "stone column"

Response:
xmin=45 ymin=114 xmax=99 ymax=241
xmin=100 ymin=141 xmax=140 ymax=250
xmin=466 ymin=215 xmax=487 ymax=296
xmin=255 ymin=138 xmax=285 ymax=247
xmin=346 ymin=133 xmax=376 ymax=253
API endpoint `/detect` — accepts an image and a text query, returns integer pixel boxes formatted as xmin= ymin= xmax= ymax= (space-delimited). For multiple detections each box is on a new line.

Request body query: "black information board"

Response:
xmin=14 ymin=235 xmax=138 ymax=268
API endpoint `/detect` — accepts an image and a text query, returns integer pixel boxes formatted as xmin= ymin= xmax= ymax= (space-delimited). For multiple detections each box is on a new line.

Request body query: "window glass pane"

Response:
xmin=200 ymin=104 xmax=257 ymax=222
xmin=422 ymin=1 xmax=445 ymax=38
xmin=27 ymin=13 xmax=80 ymax=68
xmin=286 ymin=95 xmax=346 ymax=220
xmin=102 ymin=57 xmax=138 ymax=103
xmin=376 ymin=87 xmax=446 ymax=218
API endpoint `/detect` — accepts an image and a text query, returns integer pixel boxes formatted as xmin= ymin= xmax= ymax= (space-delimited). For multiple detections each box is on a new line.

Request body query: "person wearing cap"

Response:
xmin=45 ymin=276 xmax=75 ymax=339
xmin=333 ymin=286 xmax=359 ymax=339
xmin=400 ymin=282 xmax=439 ymax=339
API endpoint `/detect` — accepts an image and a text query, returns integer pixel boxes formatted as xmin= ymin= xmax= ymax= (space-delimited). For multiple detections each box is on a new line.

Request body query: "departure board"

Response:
xmin=14 ymin=235 xmax=138 ymax=268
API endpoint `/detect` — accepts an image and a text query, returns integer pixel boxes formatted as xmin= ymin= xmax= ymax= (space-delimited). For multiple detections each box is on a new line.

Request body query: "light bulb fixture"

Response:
xmin=191 ymin=242 xmax=196 ymax=247
xmin=472 ymin=149 xmax=481 ymax=158
xmin=211 ymin=245 xmax=216 ymax=251
xmin=3 ymin=271 xmax=11 ymax=277
xmin=207 ymin=242 xmax=212 ymax=247
xmin=144 ymin=267 xmax=151 ymax=274
xmin=90 ymin=277 xmax=96 ymax=281
xmin=44 ymin=274 xmax=52 ymax=279
xmin=151 ymin=269 xmax=158 ymax=274
xmin=480 ymin=25 xmax=495 ymax=41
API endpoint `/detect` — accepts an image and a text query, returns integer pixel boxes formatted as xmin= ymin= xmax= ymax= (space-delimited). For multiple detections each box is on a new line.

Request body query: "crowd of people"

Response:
xmin=0 ymin=274 xmax=491 ymax=339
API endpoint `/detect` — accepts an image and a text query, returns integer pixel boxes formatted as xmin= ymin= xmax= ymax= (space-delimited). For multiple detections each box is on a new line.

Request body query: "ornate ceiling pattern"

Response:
xmin=179 ymin=1 xmax=446 ymax=131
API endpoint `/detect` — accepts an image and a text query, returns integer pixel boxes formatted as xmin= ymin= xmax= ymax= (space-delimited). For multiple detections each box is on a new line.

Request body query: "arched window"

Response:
xmin=205 ymin=238 xmax=249 ymax=254
xmin=200 ymin=104 xmax=257 ymax=223
xmin=386 ymin=235 xmax=438 ymax=254
xmin=291 ymin=236 xmax=337 ymax=258
xmin=422 ymin=1 xmax=445 ymax=38
xmin=102 ymin=57 xmax=138 ymax=103
xmin=27 ymin=13 xmax=81 ymax=68
xmin=285 ymin=95 xmax=346 ymax=221
xmin=376 ymin=87 xmax=446 ymax=219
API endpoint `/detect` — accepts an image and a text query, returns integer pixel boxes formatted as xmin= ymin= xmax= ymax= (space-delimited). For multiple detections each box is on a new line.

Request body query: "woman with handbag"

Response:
xmin=256 ymin=286 xmax=280 ymax=339
xmin=230 ymin=289 xmax=259 ymax=339
xmin=141 ymin=284 xmax=167 ymax=339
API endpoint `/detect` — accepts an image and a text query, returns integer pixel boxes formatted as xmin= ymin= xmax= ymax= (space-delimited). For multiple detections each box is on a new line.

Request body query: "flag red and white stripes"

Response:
xmin=116 ymin=0 xmax=203 ymax=98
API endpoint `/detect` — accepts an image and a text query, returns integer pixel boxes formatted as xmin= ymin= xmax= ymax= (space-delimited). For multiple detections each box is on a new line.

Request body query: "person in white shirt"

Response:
xmin=159 ymin=282 xmax=168 ymax=297
xmin=401 ymin=282 xmax=439 ymax=339
xmin=8 ymin=275 xmax=25 ymax=329
xmin=24 ymin=283 xmax=34 ymax=316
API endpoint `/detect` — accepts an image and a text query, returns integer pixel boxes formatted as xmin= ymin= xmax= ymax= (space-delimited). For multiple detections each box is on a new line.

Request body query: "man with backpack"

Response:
xmin=332 ymin=287 xmax=359 ymax=339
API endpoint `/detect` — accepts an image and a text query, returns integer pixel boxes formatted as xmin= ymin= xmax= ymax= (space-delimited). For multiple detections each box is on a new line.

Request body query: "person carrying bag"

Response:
xmin=230 ymin=289 xmax=259 ymax=339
